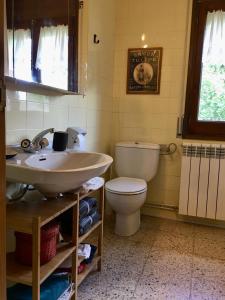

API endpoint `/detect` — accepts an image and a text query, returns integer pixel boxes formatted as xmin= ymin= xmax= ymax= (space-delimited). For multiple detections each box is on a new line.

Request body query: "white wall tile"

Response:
xmin=26 ymin=102 xmax=44 ymax=130
xmin=6 ymin=101 xmax=26 ymax=130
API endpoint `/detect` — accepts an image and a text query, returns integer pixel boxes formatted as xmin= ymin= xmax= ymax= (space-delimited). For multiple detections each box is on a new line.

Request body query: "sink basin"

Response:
xmin=6 ymin=150 xmax=113 ymax=196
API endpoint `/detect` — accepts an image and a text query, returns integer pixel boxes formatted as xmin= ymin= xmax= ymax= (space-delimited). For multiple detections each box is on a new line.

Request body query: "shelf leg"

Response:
xmin=71 ymin=195 xmax=79 ymax=299
xmin=97 ymin=186 xmax=104 ymax=271
xmin=32 ymin=217 xmax=41 ymax=300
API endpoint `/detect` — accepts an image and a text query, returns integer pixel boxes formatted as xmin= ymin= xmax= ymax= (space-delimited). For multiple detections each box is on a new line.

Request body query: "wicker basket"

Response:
xmin=15 ymin=223 xmax=59 ymax=266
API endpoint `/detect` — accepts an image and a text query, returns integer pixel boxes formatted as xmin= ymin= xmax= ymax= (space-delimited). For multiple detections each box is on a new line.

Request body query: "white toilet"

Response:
xmin=105 ymin=142 xmax=160 ymax=236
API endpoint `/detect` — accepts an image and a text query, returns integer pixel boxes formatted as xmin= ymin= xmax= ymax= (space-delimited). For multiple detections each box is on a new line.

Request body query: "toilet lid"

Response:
xmin=105 ymin=177 xmax=147 ymax=194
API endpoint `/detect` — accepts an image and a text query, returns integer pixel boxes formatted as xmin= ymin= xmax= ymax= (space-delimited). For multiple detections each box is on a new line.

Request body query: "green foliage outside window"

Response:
xmin=198 ymin=64 xmax=225 ymax=121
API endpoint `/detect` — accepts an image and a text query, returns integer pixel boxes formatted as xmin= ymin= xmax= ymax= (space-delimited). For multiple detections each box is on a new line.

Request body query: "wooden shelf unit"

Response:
xmin=7 ymin=243 xmax=76 ymax=286
xmin=77 ymin=256 xmax=101 ymax=286
xmin=6 ymin=185 xmax=105 ymax=300
xmin=79 ymin=220 xmax=102 ymax=243
xmin=7 ymin=196 xmax=78 ymax=233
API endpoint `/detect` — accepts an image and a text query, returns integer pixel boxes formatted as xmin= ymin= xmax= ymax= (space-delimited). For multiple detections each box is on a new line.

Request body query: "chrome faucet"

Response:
xmin=21 ymin=128 xmax=54 ymax=152
xmin=32 ymin=128 xmax=54 ymax=150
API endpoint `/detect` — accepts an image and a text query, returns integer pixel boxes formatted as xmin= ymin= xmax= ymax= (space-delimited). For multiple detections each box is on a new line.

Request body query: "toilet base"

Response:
xmin=115 ymin=210 xmax=140 ymax=236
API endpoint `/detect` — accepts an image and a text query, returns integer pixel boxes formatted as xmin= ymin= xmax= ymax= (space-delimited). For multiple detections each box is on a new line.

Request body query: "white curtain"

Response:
xmin=7 ymin=29 xmax=32 ymax=80
xmin=202 ymin=10 xmax=225 ymax=65
xmin=4 ymin=3 xmax=9 ymax=75
xmin=7 ymin=29 xmax=32 ymax=81
xmin=36 ymin=25 xmax=68 ymax=89
xmin=7 ymin=29 xmax=13 ymax=77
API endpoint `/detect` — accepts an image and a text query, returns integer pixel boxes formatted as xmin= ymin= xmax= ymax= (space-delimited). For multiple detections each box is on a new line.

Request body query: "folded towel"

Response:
xmin=57 ymin=283 xmax=75 ymax=300
xmin=78 ymin=244 xmax=91 ymax=259
xmin=57 ymin=197 xmax=97 ymax=235
xmin=79 ymin=197 xmax=97 ymax=219
xmin=82 ymin=177 xmax=105 ymax=193
xmin=83 ymin=244 xmax=97 ymax=264
xmin=79 ymin=208 xmax=100 ymax=236
xmin=7 ymin=274 xmax=69 ymax=300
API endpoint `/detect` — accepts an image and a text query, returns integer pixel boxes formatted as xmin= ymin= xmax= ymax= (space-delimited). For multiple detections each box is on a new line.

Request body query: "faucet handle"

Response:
xmin=21 ymin=139 xmax=36 ymax=153
xmin=21 ymin=139 xmax=31 ymax=150
xmin=39 ymin=138 xmax=49 ymax=149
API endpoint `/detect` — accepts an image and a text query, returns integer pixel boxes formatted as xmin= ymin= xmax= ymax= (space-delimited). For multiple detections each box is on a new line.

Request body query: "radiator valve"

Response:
xmin=160 ymin=143 xmax=177 ymax=155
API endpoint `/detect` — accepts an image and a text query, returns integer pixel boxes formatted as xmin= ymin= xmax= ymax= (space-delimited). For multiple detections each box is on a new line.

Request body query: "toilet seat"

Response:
xmin=105 ymin=177 xmax=147 ymax=195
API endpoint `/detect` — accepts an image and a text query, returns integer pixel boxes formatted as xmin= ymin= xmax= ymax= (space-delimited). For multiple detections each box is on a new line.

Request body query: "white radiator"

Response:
xmin=179 ymin=143 xmax=225 ymax=220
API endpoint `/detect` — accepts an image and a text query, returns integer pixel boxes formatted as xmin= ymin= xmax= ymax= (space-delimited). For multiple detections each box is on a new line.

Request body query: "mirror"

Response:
xmin=6 ymin=0 xmax=79 ymax=92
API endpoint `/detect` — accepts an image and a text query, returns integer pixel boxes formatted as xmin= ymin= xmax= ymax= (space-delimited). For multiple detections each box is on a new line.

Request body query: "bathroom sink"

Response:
xmin=6 ymin=151 xmax=113 ymax=196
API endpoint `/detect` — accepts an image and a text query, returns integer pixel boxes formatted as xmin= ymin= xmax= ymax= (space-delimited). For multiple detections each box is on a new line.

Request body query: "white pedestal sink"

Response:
xmin=6 ymin=150 xmax=113 ymax=197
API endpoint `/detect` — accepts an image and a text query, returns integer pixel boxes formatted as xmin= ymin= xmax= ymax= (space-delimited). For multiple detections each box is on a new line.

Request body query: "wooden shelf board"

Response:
xmin=69 ymin=290 xmax=75 ymax=299
xmin=78 ymin=256 xmax=85 ymax=265
xmin=5 ymin=76 xmax=82 ymax=96
xmin=79 ymin=220 xmax=102 ymax=243
xmin=77 ymin=256 xmax=100 ymax=286
xmin=7 ymin=243 xmax=76 ymax=286
xmin=7 ymin=196 xmax=77 ymax=233
xmin=79 ymin=189 xmax=99 ymax=201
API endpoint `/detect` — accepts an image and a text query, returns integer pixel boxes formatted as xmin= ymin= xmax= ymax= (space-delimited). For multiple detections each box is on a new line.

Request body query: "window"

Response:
xmin=183 ymin=0 xmax=225 ymax=140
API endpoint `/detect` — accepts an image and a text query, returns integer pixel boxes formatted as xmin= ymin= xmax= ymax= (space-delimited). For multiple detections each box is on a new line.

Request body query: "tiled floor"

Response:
xmin=78 ymin=216 xmax=225 ymax=300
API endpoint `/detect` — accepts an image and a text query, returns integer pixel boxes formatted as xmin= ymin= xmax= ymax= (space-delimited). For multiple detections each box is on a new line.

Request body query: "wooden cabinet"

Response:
xmin=6 ymin=186 xmax=104 ymax=300
xmin=0 ymin=0 xmax=6 ymax=298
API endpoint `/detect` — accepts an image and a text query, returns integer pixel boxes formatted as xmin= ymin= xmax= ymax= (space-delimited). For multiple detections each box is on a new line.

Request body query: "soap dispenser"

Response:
xmin=66 ymin=127 xmax=87 ymax=150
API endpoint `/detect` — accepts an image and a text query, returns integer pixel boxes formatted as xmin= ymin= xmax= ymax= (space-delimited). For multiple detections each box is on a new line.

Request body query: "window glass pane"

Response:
xmin=198 ymin=11 xmax=225 ymax=122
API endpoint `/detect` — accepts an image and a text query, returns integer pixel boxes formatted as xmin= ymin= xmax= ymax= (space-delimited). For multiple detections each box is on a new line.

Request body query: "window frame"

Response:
xmin=183 ymin=0 xmax=225 ymax=140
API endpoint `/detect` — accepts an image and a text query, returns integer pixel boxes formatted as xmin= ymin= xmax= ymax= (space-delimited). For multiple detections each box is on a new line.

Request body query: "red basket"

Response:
xmin=15 ymin=223 xmax=59 ymax=266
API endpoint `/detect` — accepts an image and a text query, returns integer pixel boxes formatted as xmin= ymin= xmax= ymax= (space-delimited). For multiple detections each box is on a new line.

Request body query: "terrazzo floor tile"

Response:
xmin=78 ymin=216 xmax=225 ymax=300
xmin=105 ymin=287 xmax=135 ymax=299
xmin=143 ymin=248 xmax=192 ymax=277
xmin=194 ymin=224 xmax=225 ymax=242
xmin=134 ymin=274 xmax=191 ymax=300
xmin=152 ymin=230 xmax=194 ymax=254
xmin=127 ymin=226 xmax=158 ymax=244
xmin=78 ymin=290 xmax=108 ymax=300
xmin=78 ymin=272 xmax=108 ymax=300
xmin=159 ymin=220 xmax=195 ymax=238
xmin=192 ymin=256 xmax=225 ymax=279
xmin=194 ymin=237 xmax=225 ymax=260
xmin=191 ymin=277 xmax=225 ymax=300
xmin=140 ymin=215 xmax=163 ymax=229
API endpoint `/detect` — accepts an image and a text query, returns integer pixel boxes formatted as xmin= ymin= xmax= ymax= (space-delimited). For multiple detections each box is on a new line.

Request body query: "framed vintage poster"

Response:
xmin=127 ymin=47 xmax=163 ymax=94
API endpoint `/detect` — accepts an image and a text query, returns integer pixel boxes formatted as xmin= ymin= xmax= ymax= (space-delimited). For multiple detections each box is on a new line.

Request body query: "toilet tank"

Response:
xmin=115 ymin=142 xmax=160 ymax=182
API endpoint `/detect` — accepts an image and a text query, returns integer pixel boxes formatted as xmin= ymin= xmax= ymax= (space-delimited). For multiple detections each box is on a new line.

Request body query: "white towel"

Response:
xmin=78 ymin=244 xmax=91 ymax=259
xmin=82 ymin=177 xmax=105 ymax=193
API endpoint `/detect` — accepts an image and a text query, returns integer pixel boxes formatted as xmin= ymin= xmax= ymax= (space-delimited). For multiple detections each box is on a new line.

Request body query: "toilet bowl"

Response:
xmin=105 ymin=142 xmax=160 ymax=236
xmin=105 ymin=177 xmax=147 ymax=236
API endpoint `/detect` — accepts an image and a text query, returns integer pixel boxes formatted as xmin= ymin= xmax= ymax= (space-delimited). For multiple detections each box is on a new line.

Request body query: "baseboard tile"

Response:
xmin=142 ymin=203 xmax=225 ymax=228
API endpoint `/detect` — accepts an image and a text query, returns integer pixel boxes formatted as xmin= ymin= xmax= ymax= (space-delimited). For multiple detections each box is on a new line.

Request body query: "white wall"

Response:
xmin=112 ymin=0 xmax=191 ymax=211
xmin=6 ymin=0 xmax=116 ymax=154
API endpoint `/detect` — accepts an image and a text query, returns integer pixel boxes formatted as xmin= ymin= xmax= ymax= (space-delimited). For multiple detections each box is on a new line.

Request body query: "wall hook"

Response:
xmin=93 ymin=34 xmax=100 ymax=44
